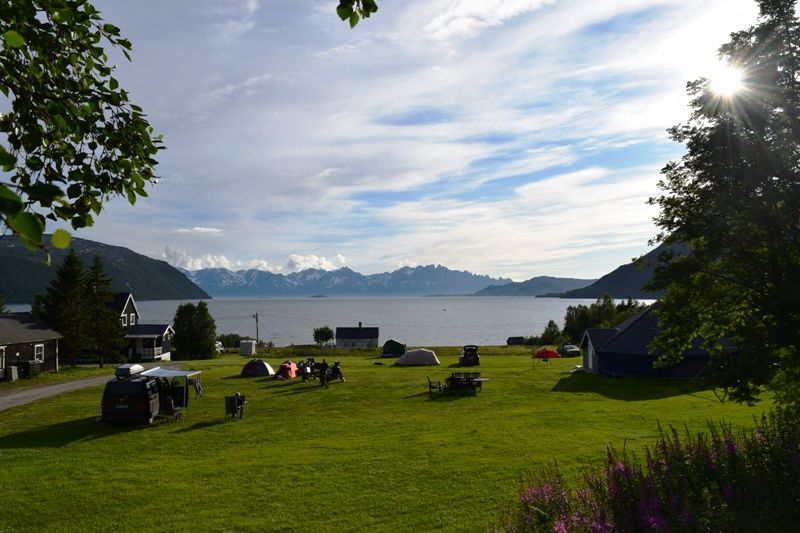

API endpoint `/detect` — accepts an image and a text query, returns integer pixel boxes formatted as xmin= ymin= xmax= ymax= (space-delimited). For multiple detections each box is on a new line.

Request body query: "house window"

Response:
xmin=34 ymin=344 xmax=44 ymax=362
xmin=129 ymin=313 xmax=136 ymax=325
xmin=121 ymin=315 xmax=127 ymax=327
xmin=0 ymin=346 xmax=5 ymax=368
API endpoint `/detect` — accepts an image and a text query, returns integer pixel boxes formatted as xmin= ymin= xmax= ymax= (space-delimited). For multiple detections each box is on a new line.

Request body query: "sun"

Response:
xmin=708 ymin=62 xmax=744 ymax=96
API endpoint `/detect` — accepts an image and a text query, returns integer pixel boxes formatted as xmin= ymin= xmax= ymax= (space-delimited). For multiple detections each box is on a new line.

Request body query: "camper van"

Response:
xmin=101 ymin=364 xmax=160 ymax=424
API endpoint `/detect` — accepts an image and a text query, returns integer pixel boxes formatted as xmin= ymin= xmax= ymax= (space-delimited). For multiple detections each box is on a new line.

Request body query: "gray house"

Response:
xmin=336 ymin=322 xmax=379 ymax=349
xmin=580 ymin=303 xmax=728 ymax=378
xmin=0 ymin=313 xmax=62 ymax=375
xmin=126 ymin=323 xmax=174 ymax=363
xmin=108 ymin=292 xmax=140 ymax=329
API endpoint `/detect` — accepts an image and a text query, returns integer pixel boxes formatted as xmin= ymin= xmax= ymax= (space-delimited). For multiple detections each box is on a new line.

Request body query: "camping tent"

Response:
xmin=241 ymin=359 xmax=275 ymax=377
xmin=394 ymin=348 xmax=440 ymax=366
xmin=534 ymin=349 xmax=559 ymax=359
xmin=382 ymin=339 xmax=406 ymax=358
xmin=276 ymin=360 xmax=298 ymax=379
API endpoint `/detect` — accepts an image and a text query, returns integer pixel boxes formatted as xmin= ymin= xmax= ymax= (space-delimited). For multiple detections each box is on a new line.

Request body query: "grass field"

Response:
xmin=0 ymin=347 xmax=770 ymax=532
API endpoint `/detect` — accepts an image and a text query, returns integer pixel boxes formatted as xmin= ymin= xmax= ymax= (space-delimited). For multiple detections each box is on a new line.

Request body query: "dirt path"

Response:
xmin=0 ymin=363 xmax=180 ymax=413
xmin=0 ymin=376 xmax=112 ymax=412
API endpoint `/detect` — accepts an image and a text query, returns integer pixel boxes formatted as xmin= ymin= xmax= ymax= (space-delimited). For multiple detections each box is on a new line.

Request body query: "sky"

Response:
xmin=64 ymin=0 xmax=759 ymax=280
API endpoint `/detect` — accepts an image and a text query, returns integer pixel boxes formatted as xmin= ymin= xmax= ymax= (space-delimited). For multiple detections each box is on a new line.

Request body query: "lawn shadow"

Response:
xmin=0 ymin=416 xmax=139 ymax=448
xmin=176 ymin=420 xmax=225 ymax=432
xmin=221 ymin=374 xmax=246 ymax=380
xmin=551 ymin=372 xmax=714 ymax=401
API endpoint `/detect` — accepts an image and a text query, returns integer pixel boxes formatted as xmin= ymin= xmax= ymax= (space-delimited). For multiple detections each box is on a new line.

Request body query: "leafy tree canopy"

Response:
xmin=313 ymin=325 xmax=334 ymax=346
xmin=649 ymin=0 xmax=800 ymax=405
xmin=172 ymin=301 xmax=217 ymax=360
xmin=0 ymin=0 xmax=162 ymax=256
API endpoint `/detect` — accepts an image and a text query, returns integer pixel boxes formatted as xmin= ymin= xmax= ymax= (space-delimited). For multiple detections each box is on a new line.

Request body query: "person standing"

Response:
xmin=319 ymin=359 xmax=329 ymax=388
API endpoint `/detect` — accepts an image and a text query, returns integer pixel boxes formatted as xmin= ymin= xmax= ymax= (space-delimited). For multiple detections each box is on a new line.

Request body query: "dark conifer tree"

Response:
xmin=85 ymin=256 xmax=123 ymax=367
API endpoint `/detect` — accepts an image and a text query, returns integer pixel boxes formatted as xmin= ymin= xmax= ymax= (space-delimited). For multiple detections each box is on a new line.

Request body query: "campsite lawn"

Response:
xmin=0 ymin=347 xmax=770 ymax=532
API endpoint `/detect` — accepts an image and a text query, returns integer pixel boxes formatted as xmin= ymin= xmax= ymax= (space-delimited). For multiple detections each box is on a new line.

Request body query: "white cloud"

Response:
xmin=162 ymin=247 xmax=281 ymax=272
xmin=286 ymin=254 xmax=348 ymax=272
xmin=175 ymin=227 xmax=224 ymax=235
xmin=422 ymin=0 xmax=555 ymax=42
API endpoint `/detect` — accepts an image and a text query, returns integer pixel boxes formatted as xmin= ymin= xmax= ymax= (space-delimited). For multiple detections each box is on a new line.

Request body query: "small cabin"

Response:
xmin=0 ymin=313 xmax=62 ymax=377
xmin=336 ymin=322 xmax=379 ymax=349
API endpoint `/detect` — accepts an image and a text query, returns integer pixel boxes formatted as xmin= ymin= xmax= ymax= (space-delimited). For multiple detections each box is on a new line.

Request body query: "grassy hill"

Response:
xmin=0 ymin=347 xmax=766 ymax=531
xmin=0 ymin=235 xmax=209 ymax=303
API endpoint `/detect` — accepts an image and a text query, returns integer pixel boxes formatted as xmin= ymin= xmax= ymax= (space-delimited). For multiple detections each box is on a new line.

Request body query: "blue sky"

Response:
xmin=61 ymin=0 xmax=758 ymax=280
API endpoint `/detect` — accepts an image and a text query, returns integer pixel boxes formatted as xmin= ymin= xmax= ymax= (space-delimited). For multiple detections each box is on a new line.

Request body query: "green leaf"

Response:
xmin=0 ymin=184 xmax=23 ymax=214
xmin=337 ymin=5 xmax=353 ymax=21
xmin=102 ymin=24 xmax=120 ymax=36
xmin=51 ymin=229 xmax=72 ymax=249
xmin=349 ymin=12 xmax=359 ymax=28
xmin=3 ymin=30 xmax=25 ymax=49
xmin=7 ymin=212 xmax=44 ymax=250
xmin=109 ymin=77 xmax=118 ymax=90
xmin=0 ymin=145 xmax=15 ymax=167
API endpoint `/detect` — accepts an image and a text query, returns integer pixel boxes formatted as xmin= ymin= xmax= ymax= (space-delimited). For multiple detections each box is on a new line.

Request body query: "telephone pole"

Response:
xmin=253 ymin=313 xmax=259 ymax=352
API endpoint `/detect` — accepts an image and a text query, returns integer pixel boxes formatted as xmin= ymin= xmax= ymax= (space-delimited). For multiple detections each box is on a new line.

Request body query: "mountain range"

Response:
xmin=0 ymin=236 xmax=210 ymax=304
xmin=0 ymin=234 xmax=677 ymax=303
xmin=184 ymin=264 xmax=515 ymax=297
xmin=561 ymin=242 xmax=689 ymax=299
xmin=474 ymin=276 xmax=596 ymax=296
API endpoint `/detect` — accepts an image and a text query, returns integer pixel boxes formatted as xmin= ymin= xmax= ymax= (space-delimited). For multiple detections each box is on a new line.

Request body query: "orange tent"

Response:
xmin=276 ymin=360 xmax=298 ymax=379
xmin=534 ymin=349 xmax=559 ymax=359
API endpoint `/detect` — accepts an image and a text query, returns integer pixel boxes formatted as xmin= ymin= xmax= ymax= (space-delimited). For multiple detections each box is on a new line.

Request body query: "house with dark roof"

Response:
xmin=580 ymin=303 xmax=728 ymax=378
xmin=108 ymin=292 xmax=140 ymax=329
xmin=336 ymin=322 xmax=379 ymax=349
xmin=0 ymin=313 xmax=62 ymax=376
xmin=125 ymin=323 xmax=174 ymax=363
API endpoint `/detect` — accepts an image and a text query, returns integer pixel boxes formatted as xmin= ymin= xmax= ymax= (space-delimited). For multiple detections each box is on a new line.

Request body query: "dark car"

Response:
xmin=101 ymin=375 xmax=160 ymax=424
xmin=557 ymin=344 xmax=581 ymax=357
xmin=459 ymin=345 xmax=480 ymax=366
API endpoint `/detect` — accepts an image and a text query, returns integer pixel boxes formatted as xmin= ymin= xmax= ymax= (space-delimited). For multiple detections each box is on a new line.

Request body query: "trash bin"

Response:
xmin=18 ymin=361 xmax=30 ymax=379
xmin=28 ymin=361 xmax=42 ymax=377
xmin=5 ymin=366 xmax=18 ymax=382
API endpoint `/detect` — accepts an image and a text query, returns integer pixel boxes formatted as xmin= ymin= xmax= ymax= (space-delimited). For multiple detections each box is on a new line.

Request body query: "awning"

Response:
xmin=140 ymin=367 xmax=202 ymax=379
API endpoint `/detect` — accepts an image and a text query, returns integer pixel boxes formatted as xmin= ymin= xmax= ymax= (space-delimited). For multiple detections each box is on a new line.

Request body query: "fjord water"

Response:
xmin=136 ymin=296 xmax=601 ymax=347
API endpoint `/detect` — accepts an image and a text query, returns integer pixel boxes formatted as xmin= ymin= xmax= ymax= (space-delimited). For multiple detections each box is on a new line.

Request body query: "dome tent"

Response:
xmin=241 ymin=359 xmax=275 ymax=377
xmin=394 ymin=349 xmax=440 ymax=366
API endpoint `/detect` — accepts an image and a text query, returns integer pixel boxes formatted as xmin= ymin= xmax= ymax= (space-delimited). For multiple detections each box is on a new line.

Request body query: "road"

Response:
xmin=0 ymin=375 xmax=111 ymax=412
xmin=0 ymin=363 xmax=180 ymax=412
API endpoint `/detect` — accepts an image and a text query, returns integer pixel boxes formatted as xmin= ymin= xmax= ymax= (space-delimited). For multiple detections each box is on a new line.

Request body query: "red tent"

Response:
xmin=275 ymin=360 xmax=298 ymax=380
xmin=533 ymin=349 xmax=559 ymax=359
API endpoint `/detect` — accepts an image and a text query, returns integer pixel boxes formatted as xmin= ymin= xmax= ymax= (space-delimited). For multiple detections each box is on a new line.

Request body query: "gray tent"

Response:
xmin=241 ymin=359 xmax=275 ymax=377
xmin=394 ymin=348 xmax=440 ymax=366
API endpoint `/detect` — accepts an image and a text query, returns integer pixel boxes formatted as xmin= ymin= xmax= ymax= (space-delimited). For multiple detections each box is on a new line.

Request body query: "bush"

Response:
xmin=217 ymin=333 xmax=243 ymax=349
xmin=497 ymin=409 xmax=800 ymax=532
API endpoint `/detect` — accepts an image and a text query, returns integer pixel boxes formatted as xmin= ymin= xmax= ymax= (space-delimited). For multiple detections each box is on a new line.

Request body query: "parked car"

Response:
xmin=557 ymin=344 xmax=581 ymax=357
xmin=459 ymin=345 xmax=480 ymax=366
xmin=100 ymin=365 xmax=160 ymax=424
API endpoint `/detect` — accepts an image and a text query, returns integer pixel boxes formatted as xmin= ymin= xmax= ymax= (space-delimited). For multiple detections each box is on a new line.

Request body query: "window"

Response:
xmin=0 ymin=346 xmax=5 ymax=368
xmin=129 ymin=313 xmax=136 ymax=325
xmin=121 ymin=315 xmax=127 ymax=327
xmin=34 ymin=344 xmax=44 ymax=362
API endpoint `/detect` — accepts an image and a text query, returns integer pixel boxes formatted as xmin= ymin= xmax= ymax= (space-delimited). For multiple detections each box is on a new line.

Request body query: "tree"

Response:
xmin=172 ymin=301 xmax=217 ymax=360
xmin=313 ymin=325 xmax=334 ymax=346
xmin=33 ymin=249 xmax=86 ymax=365
xmin=649 ymin=0 xmax=800 ymax=404
xmin=0 ymin=1 xmax=162 ymax=254
xmin=540 ymin=320 xmax=562 ymax=345
xmin=84 ymin=256 xmax=122 ymax=367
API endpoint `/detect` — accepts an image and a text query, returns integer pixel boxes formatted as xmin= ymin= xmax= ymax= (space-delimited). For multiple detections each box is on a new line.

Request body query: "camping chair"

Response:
xmin=225 ymin=395 xmax=243 ymax=420
xmin=164 ymin=398 xmax=184 ymax=422
xmin=427 ymin=376 xmax=443 ymax=394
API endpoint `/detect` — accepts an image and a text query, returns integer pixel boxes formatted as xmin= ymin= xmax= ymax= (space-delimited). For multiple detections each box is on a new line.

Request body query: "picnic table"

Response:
xmin=445 ymin=372 xmax=488 ymax=394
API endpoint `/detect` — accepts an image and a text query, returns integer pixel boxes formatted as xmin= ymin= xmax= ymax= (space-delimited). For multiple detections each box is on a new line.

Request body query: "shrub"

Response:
xmin=497 ymin=408 xmax=800 ymax=532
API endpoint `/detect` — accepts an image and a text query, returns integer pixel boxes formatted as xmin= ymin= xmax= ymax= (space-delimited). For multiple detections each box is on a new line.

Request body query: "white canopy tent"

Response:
xmin=394 ymin=349 xmax=440 ymax=366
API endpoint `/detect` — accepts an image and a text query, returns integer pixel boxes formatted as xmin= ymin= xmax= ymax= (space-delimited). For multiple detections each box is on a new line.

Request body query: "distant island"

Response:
xmin=309 ymin=294 xmax=328 ymax=298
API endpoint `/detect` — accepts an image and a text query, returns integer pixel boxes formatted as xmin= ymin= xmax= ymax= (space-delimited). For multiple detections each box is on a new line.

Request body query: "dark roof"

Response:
xmin=336 ymin=326 xmax=379 ymax=340
xmin=593 ymin=303 xmax=715 ymax=357
xmin=0 ymin=313 xmax=62 ymax=344
xmin=581 ymin=328 xmax=617 ymax=350
xmin=125 ymin=323 xmax=174 ymax=338
xmin=108 ymin=292 xmax=131 ymax=312
xmin=507 ymin=336 xmax=526 ymax=344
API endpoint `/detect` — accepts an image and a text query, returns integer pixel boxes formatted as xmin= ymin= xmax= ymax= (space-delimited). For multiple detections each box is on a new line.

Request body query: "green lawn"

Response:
xmin=0 ymin=347 xmax=769 ymax=532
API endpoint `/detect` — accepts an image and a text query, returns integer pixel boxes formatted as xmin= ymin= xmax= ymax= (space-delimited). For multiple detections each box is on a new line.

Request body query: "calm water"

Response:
xmin=133 ymin=296 xmax=600 ymax=347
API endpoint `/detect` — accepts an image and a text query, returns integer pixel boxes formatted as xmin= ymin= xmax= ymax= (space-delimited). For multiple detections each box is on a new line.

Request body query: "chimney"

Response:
xmin=359 ymin=321 xmax=362 ymax=328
